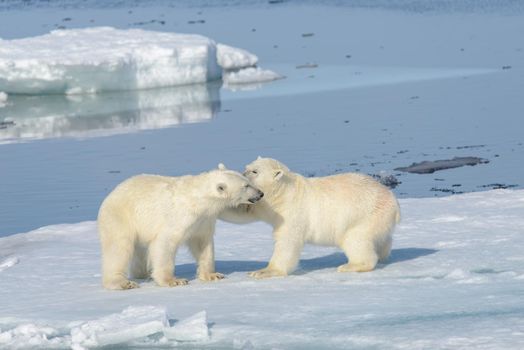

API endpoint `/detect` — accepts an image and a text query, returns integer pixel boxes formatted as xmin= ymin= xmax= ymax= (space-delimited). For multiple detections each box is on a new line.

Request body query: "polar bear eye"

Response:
xmin=252 ymin=170 xmax=258 ymax=174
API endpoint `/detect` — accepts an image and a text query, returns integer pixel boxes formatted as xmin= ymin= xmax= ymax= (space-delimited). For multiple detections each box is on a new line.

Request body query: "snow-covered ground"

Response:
xmin=1 ymin=189 xmax=523 ymax=349
xmin=0 ymin=27 xmax=281 ymax=94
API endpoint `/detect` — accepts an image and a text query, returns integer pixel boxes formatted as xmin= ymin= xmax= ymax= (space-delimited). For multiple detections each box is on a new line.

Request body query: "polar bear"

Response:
xmin=98 ymin=165 xmax=264 ymax=290
xmin=220 ymin=157 xmax=400 ymax=279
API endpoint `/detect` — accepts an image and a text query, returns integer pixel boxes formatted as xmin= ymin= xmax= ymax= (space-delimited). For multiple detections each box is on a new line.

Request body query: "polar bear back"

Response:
xmin=288 ymin=172 xmax=399 ymax=245
xmin=98 ymin=174 xmax=200 ymax=244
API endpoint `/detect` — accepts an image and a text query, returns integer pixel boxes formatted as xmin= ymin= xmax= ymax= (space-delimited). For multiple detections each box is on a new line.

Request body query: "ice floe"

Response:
xmin=1 ymin=190 xmax=524 ymax=349
xmin=0 ymin=27 xmax=281 ymax=95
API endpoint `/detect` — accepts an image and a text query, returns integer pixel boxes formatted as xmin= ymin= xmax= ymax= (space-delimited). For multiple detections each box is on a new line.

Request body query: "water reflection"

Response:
xmin=0 ymin=81 xmax=221 ymax=143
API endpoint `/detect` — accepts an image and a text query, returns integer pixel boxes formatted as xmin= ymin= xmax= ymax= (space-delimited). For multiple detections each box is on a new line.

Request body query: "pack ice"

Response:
xmin=0 ymin=27 xmax=282 ymax=94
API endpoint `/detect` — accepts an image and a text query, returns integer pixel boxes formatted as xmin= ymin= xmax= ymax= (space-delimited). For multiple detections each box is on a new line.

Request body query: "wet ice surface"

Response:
xmin=1 ymin=190 xmax=524 ymax=349
xmin=1 ymin=2 xmax=524 ymax=236
xmin=394 ymin=157 xmax=489 ymax=174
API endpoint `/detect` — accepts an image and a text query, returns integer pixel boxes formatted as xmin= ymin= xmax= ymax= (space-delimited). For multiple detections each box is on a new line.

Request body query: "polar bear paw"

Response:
xmin=337 ymin=263 xmax=375 ymax=273
xmin=122 ymin=280 xmax=140 ymax=289
xmin=104 ymin=279 xmax=140 ymax=290
xmin=249 ymin=268 xmax=286 ymax=279
xmin=157 ymin=278 xmax=189 ymax=287
xmin=199 ymin=272 xmax=225 ymax=282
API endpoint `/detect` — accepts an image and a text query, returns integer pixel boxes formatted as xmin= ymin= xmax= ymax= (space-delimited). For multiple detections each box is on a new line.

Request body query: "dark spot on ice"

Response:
xmin=302 ymin=33 xmax=314 ymax=37
xmin=344 ymin=120 xmax=349 ymax=123
xmin=502 ymin=65 xmax=512 ymax=70
xmin=188 ymin=19 xmax=205 ymax=24
xmin=434 ymin=178 xmax=445 ymax=181
xmin=222 ymin=109 xmax=232 ymax=113
xmin=134 ymin=19 xmax=166 ymax=26
xmin=268 ymin=0 xmax=285 ymax=4
xmin=430 ymin=187 xmax=463 ymax=194
xmin=397 ymin=150 xmax=408 ymax=154
xmin=478 ymin=183 xmax=518 ymax=190
xmin=395 ymin=156 xmax=489 ymax=174
xmin=108 ymin=170 xmax=121 ymax=174
xmin=345 ymin=55 xmax=352 ymax=59
xmin=456 ymin=144 xmax=485 ymax=150
xmin=452 ymin=184 xmax=462 ymax=187
xmin=0 ymin=120 xmax=15 ymax=129
xmin=62 ymin=17 xmax=72 ymax=22
xmin=296 ymin=63 xmax=318 ymax=69
xmin=140 ymin=146 xmax=146 ymax=150
xmin=251 ymin=28 xmax=256 ymax=32
xmin=370 ymin=173 xmax=401 ymax=189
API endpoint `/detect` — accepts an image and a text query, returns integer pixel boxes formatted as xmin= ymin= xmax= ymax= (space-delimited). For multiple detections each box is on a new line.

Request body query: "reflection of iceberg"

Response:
xmin=0 ymin=82 xmax=220 ymax=143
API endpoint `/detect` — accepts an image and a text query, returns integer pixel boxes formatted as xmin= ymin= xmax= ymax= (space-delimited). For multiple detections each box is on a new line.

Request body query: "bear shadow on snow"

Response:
xmin=173 ymin=248 xmax=438 ymax=279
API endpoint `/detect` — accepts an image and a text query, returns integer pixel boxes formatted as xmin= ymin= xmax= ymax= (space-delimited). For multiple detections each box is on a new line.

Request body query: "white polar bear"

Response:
xmin=220 ymin=157 xmax=400 ymax=279
xmin=98 ymin=165 xmax=264 ymax=290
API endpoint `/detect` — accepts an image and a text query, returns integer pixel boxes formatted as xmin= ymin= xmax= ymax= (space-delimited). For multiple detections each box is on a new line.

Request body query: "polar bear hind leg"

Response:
xmin=337 ymin=224 xmax=380 ymax=273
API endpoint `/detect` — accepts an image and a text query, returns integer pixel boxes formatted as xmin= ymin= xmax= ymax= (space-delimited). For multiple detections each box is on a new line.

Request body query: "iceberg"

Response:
xmin=0 ymin=27 xmax=281 ymax=95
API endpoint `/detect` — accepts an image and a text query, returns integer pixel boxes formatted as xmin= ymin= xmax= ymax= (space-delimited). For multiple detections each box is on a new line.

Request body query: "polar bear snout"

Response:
xmin=248 ymin=190 xmax=264 ymax=203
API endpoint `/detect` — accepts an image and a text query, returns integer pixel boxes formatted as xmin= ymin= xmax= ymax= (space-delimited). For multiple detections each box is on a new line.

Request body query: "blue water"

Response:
xmin=1 ymin=1 xmax=523 ymax=236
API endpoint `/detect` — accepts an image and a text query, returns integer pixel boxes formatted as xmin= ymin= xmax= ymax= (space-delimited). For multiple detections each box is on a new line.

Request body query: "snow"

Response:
xmin=0 ymin=27 xmax=280 ymax=94
xmin=1 ymin=189 xmax=524 ymax=349
xmin=70 ymin=305 xmax=168 ymax=348
xmin=163 ymin=311 xmax=209 ymax=342
xmin=223 ymin=66 xmax=284 ymax=85
xmin=216 ymin=44 xmax=258 ymax=70
xmin=0 ymin=256 xmax=19 ymax=272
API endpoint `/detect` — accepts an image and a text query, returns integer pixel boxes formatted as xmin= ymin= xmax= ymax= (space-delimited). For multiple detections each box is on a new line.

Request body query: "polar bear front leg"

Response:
xmin=250 ymin=228 xmax=303 ymax=279
xmin=149 ymin=236 xmax=188 ymax=287
xmin=188 ymin=234 xmax=225 ymax=282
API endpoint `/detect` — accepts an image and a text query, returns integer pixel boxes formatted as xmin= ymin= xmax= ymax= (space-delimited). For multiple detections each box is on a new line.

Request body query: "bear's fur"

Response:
xmin=98 ymin=165 xmax=263 ymax=289
xmin=220 ymin=157 xmax=400 ymax=279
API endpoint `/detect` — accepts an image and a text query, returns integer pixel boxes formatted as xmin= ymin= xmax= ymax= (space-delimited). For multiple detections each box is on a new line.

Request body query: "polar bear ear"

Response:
xmin=274 ymin=170 xmax=284 ymax=181
xmin=257 ymin=156 xmax=262 ymax=160
xmin=218 ymin=163 xmax=227 ymax=170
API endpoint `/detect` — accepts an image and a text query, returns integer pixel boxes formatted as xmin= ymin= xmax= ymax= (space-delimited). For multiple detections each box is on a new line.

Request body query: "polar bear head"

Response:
xmin=242 ymin=157 xmax=291 ymax=196
xmin=213 ymin=163 xmax=264 ymax=206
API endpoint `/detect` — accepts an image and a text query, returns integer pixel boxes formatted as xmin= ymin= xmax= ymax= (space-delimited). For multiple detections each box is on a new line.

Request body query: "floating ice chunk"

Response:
xmin=217 ymin=44 xmax=258 ymax=70
xmin=0 ymin=256 xmax=19 ymax=272
xmin=223 ymin=67 xmax=284 ymax=85
xmin=0 ymin=28 xmax=280 ymax=95
xmin=0 ymin=27 xmax=222 ymax=94
xmin=0 ymin=91 xmax=7 ymax=107
xmin=70 ymin=305 xmax=168 ymax=348
xmin=164 ymin=311 xmax=209 ymax=342
xmin=0 ymin=323 xmax=62 ymax=349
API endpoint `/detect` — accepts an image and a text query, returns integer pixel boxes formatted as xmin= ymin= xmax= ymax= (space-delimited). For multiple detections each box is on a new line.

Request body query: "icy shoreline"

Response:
xmin=0 ymin=27 xmax=282 ymax=95
xmin=1 ymin=189 xmax=523 ymax=349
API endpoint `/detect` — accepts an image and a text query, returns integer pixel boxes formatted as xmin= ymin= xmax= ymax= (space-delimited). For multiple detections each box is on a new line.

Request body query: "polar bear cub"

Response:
xmin=220 ymin=157 xmax=400 ymax=279
xmin=98 ymin=165 xmax=264 ymax=290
